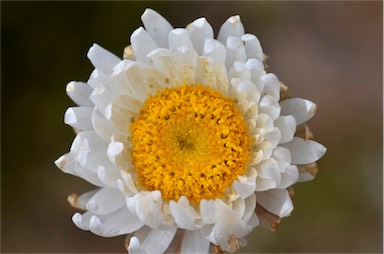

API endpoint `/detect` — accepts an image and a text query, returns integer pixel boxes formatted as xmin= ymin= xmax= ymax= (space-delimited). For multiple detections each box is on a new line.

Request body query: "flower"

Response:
xmin=55 ymin=9 xmax=326 ymax=253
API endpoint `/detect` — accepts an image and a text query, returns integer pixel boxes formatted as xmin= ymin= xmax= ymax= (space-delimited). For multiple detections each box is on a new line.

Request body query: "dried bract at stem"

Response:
xmin=279 ymin=82 xmax=291 ymax=101
xmin=262 ymin=53 xmax=269 ymax=72
xmin=295 ymin=124 xmax=314 ymax=140
xmin=298 ymin=162 xmax=319 ymax=178
xmin=213 ymin=244 xmax=224 ymax=254
xmin=255 ymin=203 xmax=281 ymax=232
xmin=287 ymin=186 xmax=295 ymax=200
xmin=124 ymin=235 xmax=130 ymax=251
xmin=123 ymin=45 xmax=135 ymax=59
xmin=67 ymin=193 xmax=83 ymax=210
xmin=227 ymin=235 xmax=245 ymax=252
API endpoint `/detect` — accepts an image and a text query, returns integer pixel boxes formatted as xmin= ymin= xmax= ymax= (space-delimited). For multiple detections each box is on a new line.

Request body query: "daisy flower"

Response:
xmin=55 ymin=9 xmax=326 ymax=253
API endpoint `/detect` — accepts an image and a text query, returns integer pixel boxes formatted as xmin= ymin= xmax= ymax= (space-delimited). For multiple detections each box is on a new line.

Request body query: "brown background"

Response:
xmin=2 ymin=1 xmax=382 ymax=253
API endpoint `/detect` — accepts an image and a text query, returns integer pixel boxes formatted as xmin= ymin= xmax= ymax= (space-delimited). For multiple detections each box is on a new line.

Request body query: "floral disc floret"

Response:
xmin=131 ymin=84 xmax=250 ymax=204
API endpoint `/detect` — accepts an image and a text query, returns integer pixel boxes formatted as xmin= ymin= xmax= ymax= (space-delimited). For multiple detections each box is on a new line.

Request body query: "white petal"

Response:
xmin=277 ymin=165 xmax=299 ymax=189
xmin=199 ymin=199 xmax=216 ymax=224
xmin=73 ymin=189 xmax=99 ymax=210
xmin=87 ymin=68 xmax=110 ymax=89
xmin=174 ymin=46 xmax=198 ymax=68
xmin=141 ymin=228 xmax=177 ymax=254
xmin=233 ymin=78 xmax=260 ymax=103
xmin=274 ymin=115 xmax=296 ymax=144
xmin=187 ymin=17 xmax=214 ymax=55
xmin=228 ymin=61 xmax=250 ymax=81
xmin=169 ymin=28 xmax=194 ymax=50
xmin=141 ymin=8 xmax=173 ymax=48
xmin=241 ymin=34 xmax=263 ymax=61
xmin=261 ymin=73 xmax=280 ymax=101
xmin=280 ymin=137 xmax=326 ymax=164
xmin=181 ymin=230 xmax=210 ymax=254
xmin=233 ymin=180 xmax=256 ymax=199
xmin=71 ymin=131 xmax=113 ymax=173
xmin=272 ymin=146 xmax=291 ymax=170
xmin=87 ymin=43 xmax=120 ymax=75
xmin=130 ymin=27 xmax=158 ymax=65
xmin=245 ymin=58 xmax=266 ymax=93
xmin=205 ymin=199 xmax=258 ymax=250
xmin=107 ymin=94 xmax=140 ymax=134
xmin=243 ymin=194 xmax=257 ymax=223
xmin=151 ymin=54 xmax=184 ymax=88
xmin=64 ymin=107 xmax=93 ymax=131
xmin=86 ymin=187 xmax=125 ymax=215
xmin=203 ymin=38 xmax=226 ymax=63
xmin=119 ymin=170 xmax=138 ymax=195
xmin=107 ymin=142 xmax=124 ymax=165
xmin=232 ymin=198 xmax=246 ymax=218
xmin=72 ymin=211 xmax=93 ymax=230
xmin=259 ymin=95 xmax=281 ymax=120
xmin=89 ymin=207 xmax=144 ymax=237
xmin=127 ymin=236 xmax=143 ymax=254
xmin=217 ymin=15 xmax=245 ymax=44
xmin=280 ymin=98 xmax=317 ymax=125
xmin=232 ymin=168 xmax=257 ymax=199
xmin=225 ymin=36 xmax=246 ymax=70
xmin=127 ymin=191 xmax=175 ymax=229
xmin=107 ymin=141 xmax=133 ymax=171
xmin=92 ymin=109 xmax=119 ymax=142
xmin=255 ymin=158 xmax=281 ymax=191
xmin=121 ymin=62 xmax=164 ymax=101
xmin=66 ymin=81 xmax=93 ymax=106
xmin=256 ymin=189 xmax=293 ymax=218
xmin=194 ymin=58 xmax=229 ymax=95
xmin=97 ymin=165 xmax=121 ymax=188
xmin=89 ymin=82 xmax=116 ymax=117
xmin=55 ymin=153 xmax=104 ymax=187
xmin=170 ymin=196 xmax=203 ymax=230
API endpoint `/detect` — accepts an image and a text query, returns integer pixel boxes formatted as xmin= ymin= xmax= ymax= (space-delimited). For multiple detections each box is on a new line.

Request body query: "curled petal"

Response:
xmin=280 ymin=98 xmax=317 ymax=125
xmin=203 ymin=39 xmax=226 ymax=63
xmin=225 ymin=36 xmax=246 ymax=70
xmin=256 ymin=189 xmax=293 ymax=218
xmin=140 ymin=228 xmax=177 ymax=254
xmin=127 ymin=236 xmax=144 ymax=254
xmin=66 ymin=81 xmax=93 ymax=106
xmin=85 ymin=187 xmax=125 ymax=215
xmin=187 ymin=17 xmax=214 ymax=55
xmin=170 ymin=196 xmax=203 ymax=230
xmin=87 ymin=43 xmax=120 ymax=75
xmin=217 ymin=15 xmax=245 ymax=44
xmin=181 ymin=230 xmax=210 ymax=254
xmin=274 ymin=115 xmax=296 ymax=144
xmin=241 ymin=33 xmax=263 ymax=61
xmin=130 ymin=27 xmax=158 ymax=65
xmin=141 ymin=8 xmax=173 ymax=48
xmin=169 ymin=28 xmax=194 ymax=50
xmin=64 ymin=107 xmax=93 ymax=131
xmin=280 ymin=137 xmax=326 ymax=165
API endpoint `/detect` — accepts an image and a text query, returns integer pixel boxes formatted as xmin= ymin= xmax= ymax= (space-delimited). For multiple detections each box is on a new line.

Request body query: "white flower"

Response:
xmin=56 ymin=9 xmax=326 ymax=253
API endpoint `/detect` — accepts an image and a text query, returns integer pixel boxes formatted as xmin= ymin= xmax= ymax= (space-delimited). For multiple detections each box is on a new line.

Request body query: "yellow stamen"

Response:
xmin=131 ymin=84 xmax=250 ymax=204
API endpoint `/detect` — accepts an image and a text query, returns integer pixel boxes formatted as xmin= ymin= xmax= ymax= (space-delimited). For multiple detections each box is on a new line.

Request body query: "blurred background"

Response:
xmin=1 ymin=1 xmax=382 ymax=253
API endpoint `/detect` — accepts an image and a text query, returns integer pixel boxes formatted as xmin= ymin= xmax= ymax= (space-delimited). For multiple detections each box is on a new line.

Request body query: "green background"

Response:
xmin=2 ymin=1 xmax=382 ymax=253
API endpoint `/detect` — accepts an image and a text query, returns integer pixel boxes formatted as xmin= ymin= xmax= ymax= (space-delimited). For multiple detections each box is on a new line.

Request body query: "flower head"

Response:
xmin=56 ymin=9 xmax=326 ymax=253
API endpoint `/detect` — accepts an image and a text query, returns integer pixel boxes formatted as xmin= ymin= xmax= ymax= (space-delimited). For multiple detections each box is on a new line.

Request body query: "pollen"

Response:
xmin=131 ymin=84 xmax=250 ymax=204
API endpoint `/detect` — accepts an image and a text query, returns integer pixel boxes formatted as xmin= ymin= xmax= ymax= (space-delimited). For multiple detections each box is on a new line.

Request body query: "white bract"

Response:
xmin=56 ymin=9 xmax=326 ymax=253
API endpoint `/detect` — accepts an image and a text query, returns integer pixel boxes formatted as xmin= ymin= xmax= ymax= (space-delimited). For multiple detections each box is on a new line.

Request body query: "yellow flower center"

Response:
xmin=131 ymin=84 xmax=250 ymax=204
